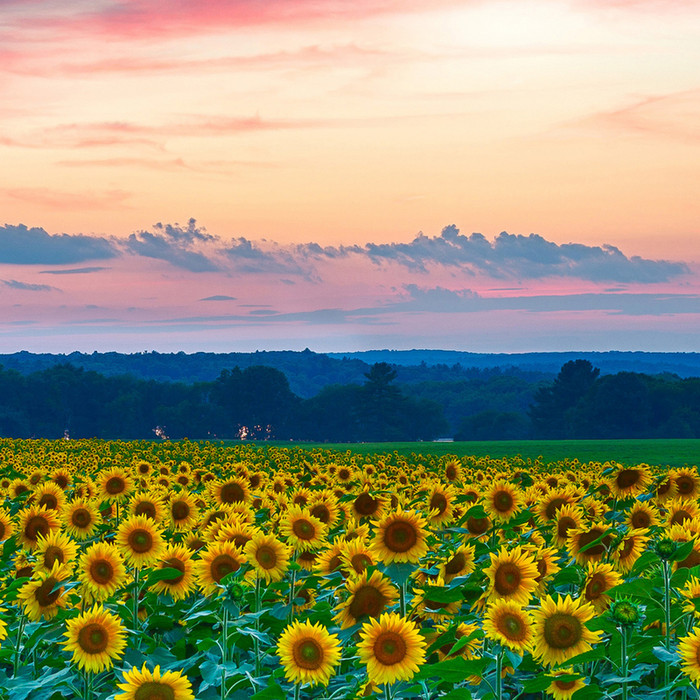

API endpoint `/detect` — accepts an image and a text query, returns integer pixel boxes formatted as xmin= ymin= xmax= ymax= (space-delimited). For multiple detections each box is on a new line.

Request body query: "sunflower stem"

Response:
xmin=221 ymin=602 xmax=230 ymax=700
xmin=13 ymin=613 xmax=26 ymax=676
xmin=495 ymin=645 xmax=503 ymax=700
xmin=400 ymin=580 xmax=408 ymax=618
xmin=619 ymin=624 xmax=629 ymax=700
xmin=294 ymin=683 xmax=301 ymax=700
xmin=132 ymin=566 xmax=141 ymax=640
xmin=288 ymin=567 xmax=297 ymax=624
xmin=663 ymin=558 xmax=672 ymax=700
xmin=254 ymin=576 xmax=262 ymax=679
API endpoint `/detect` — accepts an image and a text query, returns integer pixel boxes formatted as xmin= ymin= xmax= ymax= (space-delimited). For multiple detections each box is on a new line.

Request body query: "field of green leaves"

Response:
xmin=1 ymin=437 xmax=700 ymax=699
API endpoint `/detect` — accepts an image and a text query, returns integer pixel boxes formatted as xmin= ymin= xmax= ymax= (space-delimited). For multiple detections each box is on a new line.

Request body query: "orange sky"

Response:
xmin=0 ymin=0 xmax=699 ymax=352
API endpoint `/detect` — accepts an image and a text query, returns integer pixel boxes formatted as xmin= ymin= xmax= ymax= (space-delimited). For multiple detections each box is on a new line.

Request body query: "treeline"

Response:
xmin=0 ymin=359 xmax=699 ymax=441
xmin=0 ymin=362 xmax=447 ymax=441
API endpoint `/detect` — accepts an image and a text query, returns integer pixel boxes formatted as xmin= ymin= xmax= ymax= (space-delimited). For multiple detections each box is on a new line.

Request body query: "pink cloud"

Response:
xmin=4 ymin=187 xmax=132 ymax=211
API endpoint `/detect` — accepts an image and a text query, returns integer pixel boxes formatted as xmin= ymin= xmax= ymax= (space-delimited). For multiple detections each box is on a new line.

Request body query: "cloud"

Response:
xmin=351 ymin=226 xmax=690 ymax=282
xmin=124 ymin=219 xmax=220 ymax=272
xmin=39 ymin=267 xmax=110 ymax=275
xmin=2 ymin=279 xmax=58 ymax=292
xmin=0 ymin=224 xmax=118 ymax=264
xmin=199 ymin=295 xmax=237 ymax=301
xmin=3 ymin=187 xmax=132 ymax=210
xmin=224 ymin=237 xmax=314 ymax=278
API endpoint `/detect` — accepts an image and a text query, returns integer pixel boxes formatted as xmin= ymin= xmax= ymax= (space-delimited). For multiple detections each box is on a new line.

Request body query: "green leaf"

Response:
xmin=414 ymin=656 xmax=490 ymax=681
xmin=251 ymin=683 xmax=286 ymax=699
xmin=671 ymin=539 xmax=696 ymax=563
xmin=422 ymin=585 xmax=463 ymax=604
xmin=145 ymin=566 xmax=185 ymax=586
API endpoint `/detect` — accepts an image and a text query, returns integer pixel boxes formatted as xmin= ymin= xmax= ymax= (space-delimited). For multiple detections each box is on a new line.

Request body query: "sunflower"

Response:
xmin=532 ymin=594 xmax=602 ymax=666
xmin=8 ymin=477 xmax=31 ymax=500
xmin=608 ymin=463 xmax=653 ymax=499
xmin=546 ymin=669 xmax=587 ymax=699
xmin=614 ymin=528 xmax=650 ymax=573
xmin=655 ymin=474 xmax=677 ymax=504
xmin=280 ymin=506 xmax=328 ymax=553
xmin=308 ymin=492 xmax=341 ymax=528
xmin=483 ymin=479 xmax=522 ymax=522
xmin=666 ymin=497 xmax=700 ymax=527
xmin=439 ymin=543 xmax=476 ymax=583
xmin=34 ymin=481 xmax=67 ymax=512
xmin=17 ymin=561 xmax=72 ymax=621
xmin=352 ymin=490 xmax=386 ymax=522
xmin=49 ymin=466 xmax=73 ymax=491
xmin=626 ymin=501 xmax=659 ymax=531
xmin=98 ymin=466 xmax=134 ymax=502
xmin=464 ymin=512 xmax=492 ymax=539
xmin=62 ymin=499 xmax=102 ymax=540
xmin=425 ymin=483 xmax=456 ymax=527
xmin=334 ymin=570 xmax=398 ymax=629
xmin=115 ymin=514 xmax=165 ymax=569
xmin=195 ymin=541 xmax=246 ymax=596
xmin=444 ymin=459 xmax=463 ymax=483
xmin=63 ymin=604 xmax=127 ymax=673
xmin=581 ymin=561 xmax=622 ymax=612
xmin=566 ymin=522 xmax=612 ymax=565
xmin=314 ymin=542 xmax=346 ymax=577
xmin=483 ymin=600 xmax=534 ymax=652
xmin=413 ymin=576 xmax=460 ymax=622
xmin=210 ymin=476 xmax=251 ymax=505
xmin=673 ymin=467 xmax=700 ymax=501
xmin=357 ymin=612 xmax=427 ymax=686
xmin=34 ymin=530 xmax=78 ymax=574
xmin=115 ymin=663 xmax=195 ymax=700
xmin=244 ymin=532 xmax=290 ymax=583
xmin=276 ymin=620 xmax=342 ymax=687
xmin=551 ymin=504 xmax=585 ymax=548
xmin=536 ymin=489 xmax=577 ymax=525
xmin=17 ymin=504 xmax=61 ymax=549
xmin=0 ymin=507 xmax=14 ymax=542
xmin=679 ymin=627 xmax=700 ymax=686
xmin=150 ymin=544 xmax=196 ymax=600
xmin=79 ymin=542 xmax=128 ymax=602
xmin=484 ymin=545 xmax=539 ymax=606
xmin=680 ymin=577 xmax=700 ymax=618
xmin=370 ymin=509 xmax=429 ymax=565
xmin=128 ymin=491 xmax=166 ymax=523
xmin=339 ymin=539 xmax=376 ymax=576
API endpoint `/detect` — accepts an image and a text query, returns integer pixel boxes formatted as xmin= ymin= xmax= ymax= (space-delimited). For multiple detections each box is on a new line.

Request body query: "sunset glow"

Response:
xmin=1 ymin=0 xmax=699 ymax=352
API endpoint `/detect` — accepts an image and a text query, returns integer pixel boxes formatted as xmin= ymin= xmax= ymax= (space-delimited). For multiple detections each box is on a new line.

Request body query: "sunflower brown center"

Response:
xmin=445 ymin=464 xmax=458 ymax=481
xmin=585 ymin=574 xmax=606 ymax=599
xmin=43 ymin=545 xmax=64 ymax=569
xmin=557 ymin=516 xmax=577 ymax=540
xmin=494 ymin=562 xmax=522 ymax=596
xmin=384 ymin=521 xmax=418 ymax=553
xmin=134 ymin=502 xmax=157 ymax=519
xmin=220 ymin=482 xmax=245 ymax=503
xmin=374 ymin=631 xmax=407 ymax=666
xmin=171 ymin=501 xmax=190 ymax=521
xmin=90 ymin=559 xmax=115 ymax=585
xmin=293 ymin=639 xmax=323 ymax=670
xmin=677 ymin=476 xmax=695 ymax=495
xmin=349 ymin=585 xmax=386 ymax=619
xmin=310 ymin=504 xmax=330 ymax=523
xmin=292 ymin=519 xmax=316 ymax=540
xmin=430 ymin=492 xmax=448 ymax=515
xmin=354 ymin=493 xmax=379 ymax=516
xmin=24 ymin=515 xmax=49 ymax=542
xmin=0 ymin=522 xmax=5 ymax=540
xmin=162 ymin=557 xmax=186 ymax=585
xmin=616 ymin=469 xmax=640 ymax=489
xmin=499 ymin=612 xmax=527 ymax=640
xmin=35 ymin=577 xmax=62 ymax=607
xmin=554 ymin=680 xmax=577 ymax=691
xmin=545 ymin=497 xmax=567 ymax=521
xmin=351 ymin=553 xmax=372 ymax=573
xmin=72 ymin=508 xmax=92 ymax=529
xmin=576 ymin=529 xmax=610 ymax=557
xmin=466 ymin=516 xmax=490 ymax=536
xmin=543 ymin=612 xmax=582 ymax=650
xmin=78 ymin=622 xmax=109 ymax=654
xmin=39 ymin=493 xmax=59 ymax=510
xmin=210 ymin=554 xmax=239 ymax=582
xmin=255 ymin=545 xmax=277 ymax=570
xmin=105 ymin=477 xmax=126 ymax=495
xmin=53 ymin=475 xmax=69 ymax=489
xmin=444 ymin=552 xmax=465 ymax=576
xmin=630 ymin=510 xmax=650 ymax=529
xmin=128 ymin=529 xmax=154 ymax=553
xmin=493 ymin=490 xmax=513 ymax=513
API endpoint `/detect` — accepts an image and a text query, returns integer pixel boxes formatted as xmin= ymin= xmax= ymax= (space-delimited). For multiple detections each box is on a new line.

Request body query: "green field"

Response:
xmin=261 ymin=438 xmax=700 ymax=468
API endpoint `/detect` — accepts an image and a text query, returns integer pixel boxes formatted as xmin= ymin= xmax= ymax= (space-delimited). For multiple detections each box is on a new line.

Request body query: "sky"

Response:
xmin=1 ymin=0 xmax=699 ymax=354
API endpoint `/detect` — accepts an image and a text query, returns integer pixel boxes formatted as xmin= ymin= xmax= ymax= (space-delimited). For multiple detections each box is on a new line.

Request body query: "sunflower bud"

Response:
xmin=655 ymin=537 xmax=677 ymax=560
xmin=609 ymin=598 xmax=643 ymax=627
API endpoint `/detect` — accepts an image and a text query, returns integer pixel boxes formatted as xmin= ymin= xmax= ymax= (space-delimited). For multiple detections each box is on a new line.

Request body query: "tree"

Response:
xmin=529 ymin=360 xmax=600 ymax=438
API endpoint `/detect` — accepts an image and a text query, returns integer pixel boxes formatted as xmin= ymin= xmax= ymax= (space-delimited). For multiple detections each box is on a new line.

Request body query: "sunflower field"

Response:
xmin=1 ymin=438 xmax=700 ymax=699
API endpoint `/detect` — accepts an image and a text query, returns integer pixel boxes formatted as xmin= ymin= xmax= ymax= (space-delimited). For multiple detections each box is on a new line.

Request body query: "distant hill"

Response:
xmin=1 ymin=349 xmax=698 ymax=400
xmin=327 ymin=350 xmax=700 ymax=378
